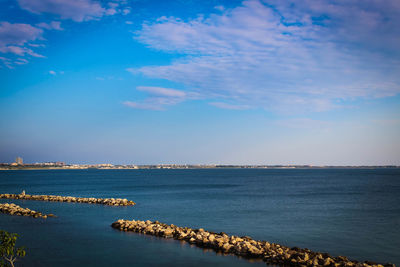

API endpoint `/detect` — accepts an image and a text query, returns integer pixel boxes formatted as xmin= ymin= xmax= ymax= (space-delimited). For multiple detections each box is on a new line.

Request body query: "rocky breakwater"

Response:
xmin=0 ymin=203 xmax=56 ymax=218
xmin=0 ymin=193 xmax=135 ymax=206
xmin=111 ymin=219 xmax=395 ymax=267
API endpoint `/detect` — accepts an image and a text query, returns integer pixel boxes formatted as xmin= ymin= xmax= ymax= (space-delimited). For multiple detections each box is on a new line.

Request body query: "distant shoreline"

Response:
xmin=0 ymin=165 xmax=399 ymax=171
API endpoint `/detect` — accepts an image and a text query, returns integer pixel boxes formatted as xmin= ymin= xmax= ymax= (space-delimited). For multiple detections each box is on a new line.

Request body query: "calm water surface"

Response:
xmin=0 ymin=169 xmax=399 ymax=266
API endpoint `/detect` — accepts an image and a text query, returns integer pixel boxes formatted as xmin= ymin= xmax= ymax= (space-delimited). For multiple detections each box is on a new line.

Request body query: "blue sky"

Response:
xmin=0 ymin=0 xmax=399 ymax=165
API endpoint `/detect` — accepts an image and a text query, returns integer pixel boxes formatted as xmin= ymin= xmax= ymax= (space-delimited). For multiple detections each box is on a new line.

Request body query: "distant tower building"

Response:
xmin=16 ymin=157 xmax=23 ymax=165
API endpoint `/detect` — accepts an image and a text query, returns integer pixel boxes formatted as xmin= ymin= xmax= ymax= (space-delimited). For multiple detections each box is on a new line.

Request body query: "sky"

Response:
xmin=0 ymin=0 xmax=399 ymax=165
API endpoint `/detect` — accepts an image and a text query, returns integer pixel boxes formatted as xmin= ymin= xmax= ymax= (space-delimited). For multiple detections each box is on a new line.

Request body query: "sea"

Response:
xmin=0 ymin=169 xmax=399 ymax=266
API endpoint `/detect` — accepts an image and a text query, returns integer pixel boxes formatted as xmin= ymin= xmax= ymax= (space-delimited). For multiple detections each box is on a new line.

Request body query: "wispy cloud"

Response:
xmin=49 ymin=70 xmax=64 ymax=75
xmin=0 ymin=56 xmax=12 ymax=69
xmin=214 ymin=6 xmax=225 ymax=12
xmin=123 ymin=98 xmax=181 ymax=111
xmin=105 ymin=2 xmax=118 ymax=16
xmin=132 ymin=0 xmax=400 ymax=113
xmin=0 ymin=45 xmax=44 ymax=58
xmin=123 ymin=101 xmax=161 ymax=111
xmin=18 ymin=0 xmax=129 ymax=22
xmin=0 ymin=22 xmax=45 ymax=67
xmin=0 ymin=22 xmax=43 ymax=48
xmin=137 ymin=86 xmax=186 ymax=98
xmin=0 ymin=0 xmax=130 ymax=68
xmin=124 ymin=86 xmax=191 ymax=110
xmin=209 ymin=102 xmax=250 ymax=110
xmin=2 ymin=0 xmax=129 ymax=68
xmin=14 ymin=58 xmax=29 ymax=65
xmin=28 ymin=43 xmax=46 ymax=48
xmin=36 ymin=21 xmax=63 ymax=31
xmin=122 ymin=8 xmax=131 ymax=15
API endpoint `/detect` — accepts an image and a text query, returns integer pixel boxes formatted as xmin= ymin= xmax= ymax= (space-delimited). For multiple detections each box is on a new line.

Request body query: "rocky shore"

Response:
xmin=0 ymin=193 xmax=135 ymax=206
xmin=0 ymin=203 xmax=56 ymax=218
xmin=111 ymin=219 xmax=395 ymax=267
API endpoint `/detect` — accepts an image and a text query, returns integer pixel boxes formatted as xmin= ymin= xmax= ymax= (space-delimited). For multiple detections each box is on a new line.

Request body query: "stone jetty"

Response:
xmin=111 ymin=219 xmax=395 ymax=267
xmin=0 ymin=203 xmax=56 ymax=218
xmin=0 ymin=193 xmax=135 ymax=206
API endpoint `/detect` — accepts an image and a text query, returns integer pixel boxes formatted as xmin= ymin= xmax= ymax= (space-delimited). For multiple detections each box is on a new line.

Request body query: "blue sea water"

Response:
xmin=0 ymin=169 xmax=399 ymax=266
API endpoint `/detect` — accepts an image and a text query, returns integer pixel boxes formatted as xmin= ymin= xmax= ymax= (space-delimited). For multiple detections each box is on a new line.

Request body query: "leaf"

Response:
xmin=0 ymin=230 xmax=26 ymax=262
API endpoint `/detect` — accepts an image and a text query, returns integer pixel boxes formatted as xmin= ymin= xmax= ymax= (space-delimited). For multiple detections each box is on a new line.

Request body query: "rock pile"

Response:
xmin=111 ymin=219 xmax=395 ymax=267
xmin=0 ymin=203 xmax=56 ymax=218
xmin=0 ymin=193 xmax=135 ymax=206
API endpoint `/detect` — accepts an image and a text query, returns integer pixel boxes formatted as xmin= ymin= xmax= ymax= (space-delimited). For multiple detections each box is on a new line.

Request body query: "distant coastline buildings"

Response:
xmin=16 ymin=157 xmax=23 ymax=165
xmin=0 ymin=157 xmax=399 ymax=170
xmin=10 ymin=156 xmax=23 ymax=166
xmin=15 ymin=157 xmax=24 ymax=165
xmin=0 ymin=159 xmax=398 ymax=170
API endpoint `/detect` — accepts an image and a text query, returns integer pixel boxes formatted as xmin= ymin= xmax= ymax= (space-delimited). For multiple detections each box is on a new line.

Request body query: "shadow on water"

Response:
xmin=115 ymin=229 xmax=265 ymax=264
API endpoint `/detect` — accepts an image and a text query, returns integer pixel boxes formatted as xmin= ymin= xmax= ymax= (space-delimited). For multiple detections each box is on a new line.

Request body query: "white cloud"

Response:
xmin=123 ymin=8 xmax=131 ymax=15
xmin=124 ymin=86 xmax=192 ymax=110
xmin=0 ymin=22 xmax=43 ymax=47
xmin=18 ymin=0 xmax=104 ymax=21
xmin=36 ymin=21 xmax=63 ymax=31
xmin=105 ymin=8 xmax=117 ymax=16
xmin=108 ymin=2 xmax=118 ymax=8
xmin=214 ymin=5 xmax=225 ymax=11
xmin=123 ymin=99 xmax=175 ymax=111
xmin=49 ymin=70 xmax=64 ymax=75
xmin=18 ymin=0 xmax=128 ymax=22
xmin=0 ymin=45 xmax=44 ymax=57
xmin=14 ymin=58 xmax=29 ymax=65
xmin=3 ymin=0 xmax=130 ymax=68
xmin=209 ymin=102 xmax=250 ymax=110
xmin=0 ymin=56 xmax=13 ymax=69
xmin=0 ymin=22 xmax=47 ymax=67
xmin=132 ymin=0 xmax=400 ymax=112
xmin=28 ymin=43 xmax=46 ymax=48
xmin=137 ymin=86 xmax=186 ymax=98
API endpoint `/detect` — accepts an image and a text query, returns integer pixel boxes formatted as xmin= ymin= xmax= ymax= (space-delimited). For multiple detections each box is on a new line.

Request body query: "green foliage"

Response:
xmin=0 ymin=230 xmax=26 ymax=267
